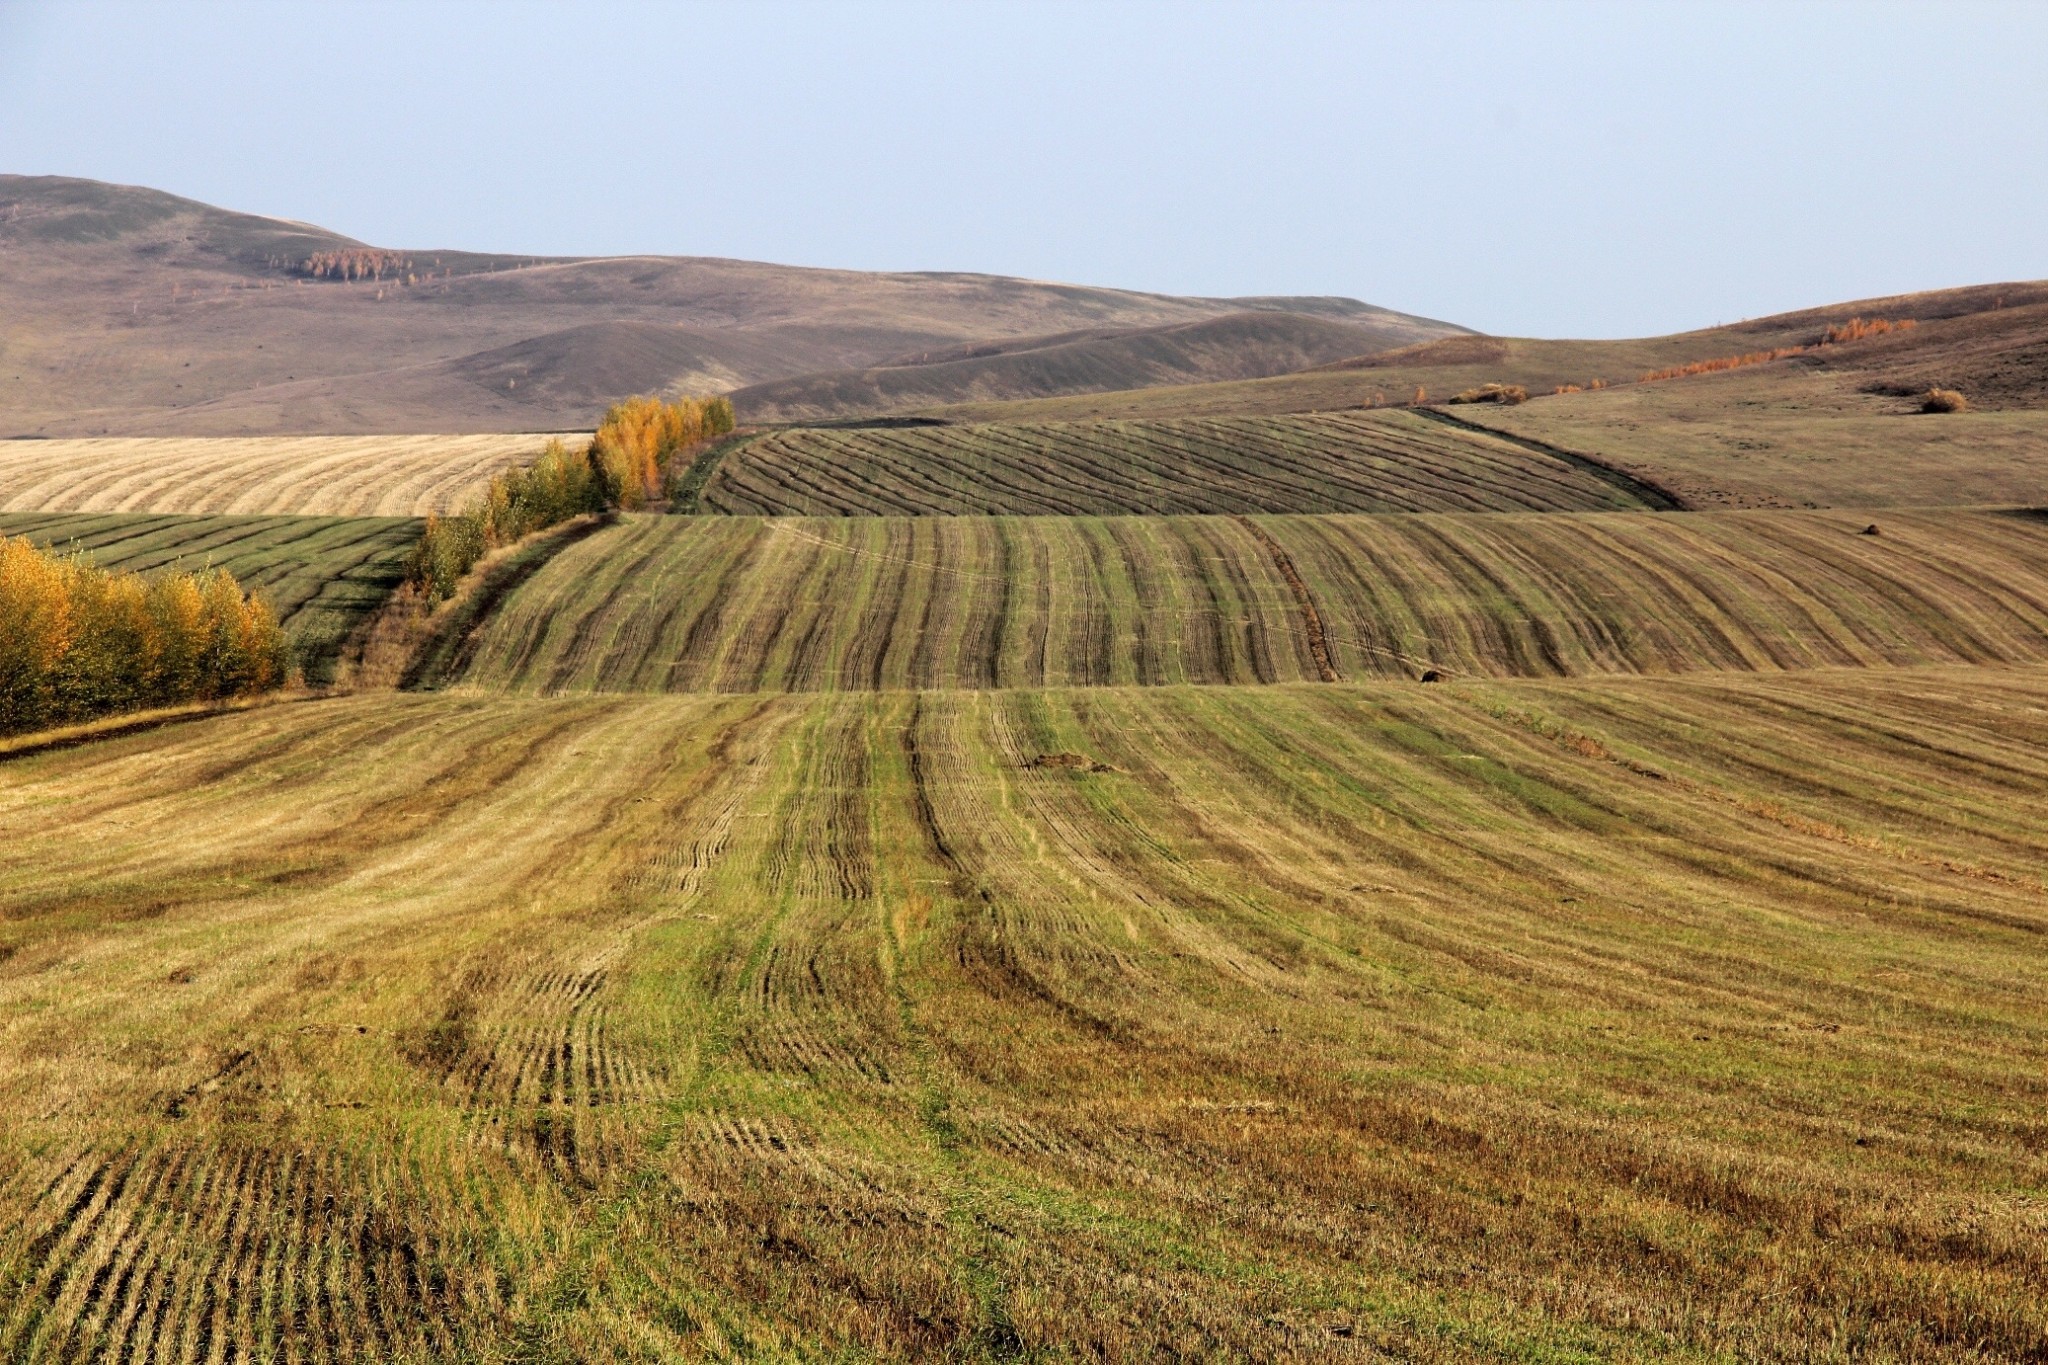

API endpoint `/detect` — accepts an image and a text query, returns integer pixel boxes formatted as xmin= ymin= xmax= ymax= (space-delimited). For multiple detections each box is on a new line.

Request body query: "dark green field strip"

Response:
xmin=3 ymin=670 xmax=2047 ymax=1359
xmin=431 ymin=508 xmax=2048 ymax=694
xmin=703 ymin=409 xmax=1666 ymax=515
xmin=426 ymin=514 xmax=1318 ymax=692
xmin=0 ymin=512 xmax=421 ymax=680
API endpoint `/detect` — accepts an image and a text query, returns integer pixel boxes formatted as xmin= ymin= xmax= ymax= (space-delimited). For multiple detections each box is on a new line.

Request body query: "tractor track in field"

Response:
xmin=1231 ymin=515 xmax=1340 ymax=682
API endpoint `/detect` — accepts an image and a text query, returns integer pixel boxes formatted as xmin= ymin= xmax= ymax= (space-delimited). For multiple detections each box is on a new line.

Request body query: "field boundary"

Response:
xmin=1412 ymin=406 xmax=1690 ymax=511
xmin=401 ymin=514 xmax=619 ymax=690
xmin=670 ymin=431 xmax=761 ymax=513
xmin=0 ymin=691 xmax=322 ymax=764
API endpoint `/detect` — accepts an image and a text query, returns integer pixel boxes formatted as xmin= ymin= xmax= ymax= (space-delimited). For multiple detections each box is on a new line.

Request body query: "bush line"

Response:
xmin=406 ymin=394 xmax=735 ymax=601
xmin=0 ymin=536 xmax=288 ymax=736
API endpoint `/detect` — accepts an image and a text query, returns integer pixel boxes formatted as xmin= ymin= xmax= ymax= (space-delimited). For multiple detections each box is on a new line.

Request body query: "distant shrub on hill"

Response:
xmin=1922 ymin=388 xmax=1969 ymax=413
xmin=299 ymin=248 xmax=412 ymax=282
xmin=1823 ymin=316 xmax=1916 ymax=345
xmin=0 ymin=537 xmax=287 ymax=735
xmin=1448 ymin=384 xmax=1529 ymax=405
xmin=1639 ymin=318 xmax=1918 ymax=385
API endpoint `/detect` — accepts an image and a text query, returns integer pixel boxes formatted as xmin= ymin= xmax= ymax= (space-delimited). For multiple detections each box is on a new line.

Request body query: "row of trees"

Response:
xmin=590 ymin=394 xmax=737 ymax=508
xmin=0 ymin=537 xmax=288 ymax=737
xmin=299 ymin=249 xmax=413 ymax=282
xmin=406 ymin=395 xmax=736 ymax=600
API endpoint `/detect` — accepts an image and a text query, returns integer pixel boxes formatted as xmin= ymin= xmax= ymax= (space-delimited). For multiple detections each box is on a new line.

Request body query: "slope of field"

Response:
xmin=0 ymin=175 xmax=1445 ymax=436
xmin=0 ymin=512 xmax=419 ymax=680
xmin=424 ymin=509 xmax=2048 ymax=693
xmin=1 ymin=671 xmax=2044 ymax=1360
xmin=0 ymin=434 xmax=564 ymax=517
xmin=1444 ymin=373 xmax=2048 ymax=509
xmin=728 ymin=310 xmax=1467 ymax=421
xmin=703 ymin=409 xmax=1669 ymax=516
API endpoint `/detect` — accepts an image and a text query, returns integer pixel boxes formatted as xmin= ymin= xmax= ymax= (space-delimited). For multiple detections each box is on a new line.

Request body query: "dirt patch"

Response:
xmin=1025 ymin=752 xmax=1114 ymax=773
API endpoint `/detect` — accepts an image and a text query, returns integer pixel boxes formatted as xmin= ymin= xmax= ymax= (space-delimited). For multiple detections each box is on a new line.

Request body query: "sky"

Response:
xmin=1 ymin=0 xmax=2043 ymax=338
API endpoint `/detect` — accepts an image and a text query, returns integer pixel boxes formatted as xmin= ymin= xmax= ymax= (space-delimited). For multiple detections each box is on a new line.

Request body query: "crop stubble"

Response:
xmin=1 ymin=670 xmax=2045 ymax=1359
xmin=430 ymin=508 xmax=2048 ymax=693
xmin=702 ymin=409 xmax=1668 ymax=516
xmin=0 ymin=435 xmax=569 ymax=518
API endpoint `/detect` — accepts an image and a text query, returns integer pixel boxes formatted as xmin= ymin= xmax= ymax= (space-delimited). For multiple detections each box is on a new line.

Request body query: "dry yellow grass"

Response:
xmin=1 ymin=668 xmax=2045 ymax=1359
xmin=0 ymin=434 xmax=577 ymax=517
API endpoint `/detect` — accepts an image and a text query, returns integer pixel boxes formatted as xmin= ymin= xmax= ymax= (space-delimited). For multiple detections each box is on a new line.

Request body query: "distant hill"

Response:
xmin=0 ymin=175 xmax=1464 ymax=435
xmin=729 ymin=309 xmax=1465 ymax=421
xmin=914 ymin=281 xmax=2048 ymax=423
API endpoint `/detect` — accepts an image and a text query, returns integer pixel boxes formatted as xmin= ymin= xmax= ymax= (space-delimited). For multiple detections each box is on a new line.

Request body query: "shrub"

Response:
xmin=1822 ymin=316 xmax=1916 ymax=345
xmin=1447 ymin=384 xmax=1529 ymax=405
xmin=1922 ymin=388 xmax=1968 ymax=413
xmin=0 ymin=537 xmax=287 ymax=735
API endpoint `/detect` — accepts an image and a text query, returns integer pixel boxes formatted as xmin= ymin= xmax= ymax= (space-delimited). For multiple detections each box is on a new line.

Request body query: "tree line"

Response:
xmin=406 ymin=395 xmax=735 ymax=600
xmin=0 ymin=538 xmax=288 ymax=737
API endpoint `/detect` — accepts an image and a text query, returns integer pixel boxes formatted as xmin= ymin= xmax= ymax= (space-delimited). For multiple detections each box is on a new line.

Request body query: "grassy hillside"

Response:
xmin=1 ymin=671 xmax=2044 ymax=1360
xmin=0 ymin=434 xmax=563 ymax=517
xmin=703 ymin=409 xmax=1669 ymax=516
xmin=0 ymin=512 xmax=420 ymax=680
xmin=418 ymin=509 xmax=2048 ymax=693
xmin=1443 ymin=374 xmax=2048 ymax=509
xmin=728 ymin=310 xmax=1467 ymax=422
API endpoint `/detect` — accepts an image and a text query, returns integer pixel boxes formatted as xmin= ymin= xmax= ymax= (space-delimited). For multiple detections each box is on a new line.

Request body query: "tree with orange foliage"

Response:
xmin=0 ymin=538 xmax=288 ymax=735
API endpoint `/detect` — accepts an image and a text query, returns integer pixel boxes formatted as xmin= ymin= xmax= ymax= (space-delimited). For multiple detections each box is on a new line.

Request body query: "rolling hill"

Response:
xmin=912 ymin=280 xmax=2048 ymax=424
xmin=726 ymin=308 xmax=1465 ymax=421
xmin=0 ymin=176 xmax=1463 ymax=436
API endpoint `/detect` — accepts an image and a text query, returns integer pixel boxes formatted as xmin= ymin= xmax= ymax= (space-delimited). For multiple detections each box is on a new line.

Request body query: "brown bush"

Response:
xmin=1922 ymin=388 xmax=1968 ymax=413
xmin=1447 ymin=384 xmax=1529 ymax=405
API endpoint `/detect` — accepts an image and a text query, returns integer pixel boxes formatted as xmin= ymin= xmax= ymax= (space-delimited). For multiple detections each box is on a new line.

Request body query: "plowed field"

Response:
xmin=0 ymin=434 xmax=568 ymax=517
xmin=425 ymin=509 xmax=2048 ymax=692
xmin=702 ymin=409 xmax=1674 ymax=515
xmin=2 ymin=670 xmax=2044 ymax=1360
xmin=0 ymin=512 xmax=420 ymax=680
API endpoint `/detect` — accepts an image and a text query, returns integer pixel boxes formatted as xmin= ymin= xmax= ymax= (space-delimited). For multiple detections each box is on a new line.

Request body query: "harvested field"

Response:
xmin=0 ymin=434 xmax=571 ymax=517
xmin=0 ymin=512 xmax=420 ymax=680
xmin=428 ymin=509 xmax=2048 ymax=692
xmin=702 ymin=408 xmax=1670 ymax=515
xmin=1 ymin=670 xmax=2045 ymax=1360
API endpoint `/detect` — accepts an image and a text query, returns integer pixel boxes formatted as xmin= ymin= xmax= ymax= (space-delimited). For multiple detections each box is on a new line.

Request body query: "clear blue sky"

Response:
xmin=2 ymin=0 xmax=2042 ymax=337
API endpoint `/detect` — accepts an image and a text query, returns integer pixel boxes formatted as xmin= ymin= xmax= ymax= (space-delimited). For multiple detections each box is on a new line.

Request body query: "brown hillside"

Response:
xmin=730 ymin=310 xmax=1465 ymax=421
xmin=918 ymin=281 xmax=2048 ymax=423
xmin=0 ymin=176 xmax=1455 ymax=436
